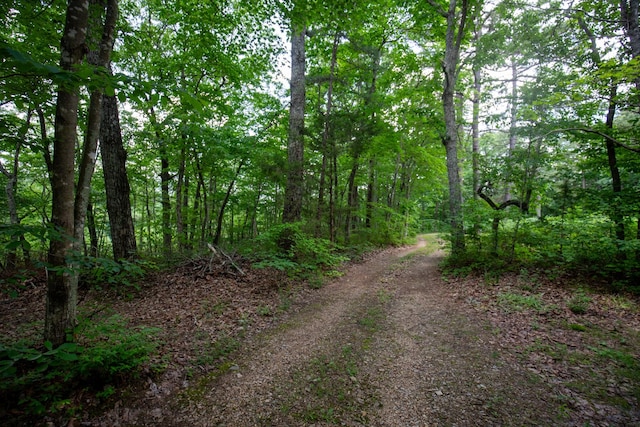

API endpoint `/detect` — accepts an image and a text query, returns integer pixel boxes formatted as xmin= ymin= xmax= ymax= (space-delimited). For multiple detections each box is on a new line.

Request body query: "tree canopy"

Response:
xmin=1 ymin=0 xmax=639 ymax=343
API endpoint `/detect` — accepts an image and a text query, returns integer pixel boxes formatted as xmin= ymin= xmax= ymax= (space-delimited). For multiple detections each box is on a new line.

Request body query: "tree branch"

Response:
xmin=558 ymin=127 xmax=640 ymax=154
xmin=477 ymin=184 xmax=528 ymax=212
xmin=426 ymin=0 xmax=448 ymax=18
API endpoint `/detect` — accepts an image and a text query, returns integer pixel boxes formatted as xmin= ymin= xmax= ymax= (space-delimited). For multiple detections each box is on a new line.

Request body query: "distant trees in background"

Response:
xmin=0 ymin=0 xmax=639 ymax=342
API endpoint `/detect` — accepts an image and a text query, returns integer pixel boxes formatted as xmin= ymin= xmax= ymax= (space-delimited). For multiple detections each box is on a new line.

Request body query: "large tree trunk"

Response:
xmin=621 ymin=0 xmax=640 ymax=253
xmin=283 ymin=17 xmax=306 ymax=223
xmin=440 ymin=0 xmax=469 ymax=256
xmin=100 ymin=93 xmax=137 ymax=260
xmin=45 ymin=0 xmax=90 ymax=347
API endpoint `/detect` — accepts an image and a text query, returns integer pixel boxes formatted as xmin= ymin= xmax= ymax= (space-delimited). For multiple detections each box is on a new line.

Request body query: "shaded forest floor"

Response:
xmin=2 ymin=235 xmax=640 ymax=426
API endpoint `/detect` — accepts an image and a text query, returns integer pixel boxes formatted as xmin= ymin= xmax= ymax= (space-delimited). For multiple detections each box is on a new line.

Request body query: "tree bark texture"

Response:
xmin=100 ymin=93 xmax=137 ymax=260
xmin=74 ymin=0 xmax=118 ymax=255
xmin=441 ymin=0 xmax=469 ymax=256
xmin=283 ymin=21 xmax=306 ymax=223
xmin=46 ymin=0 xmax=90 ymax=346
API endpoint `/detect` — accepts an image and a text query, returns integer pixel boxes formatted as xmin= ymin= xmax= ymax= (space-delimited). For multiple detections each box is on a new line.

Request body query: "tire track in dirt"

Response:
xmin=169 ymin=245 xmax=414 ymax=426
xmin=369 ymin=250 xmax=559 ymax=426
xmin=167 ymin=238 xmax=560 ymax=426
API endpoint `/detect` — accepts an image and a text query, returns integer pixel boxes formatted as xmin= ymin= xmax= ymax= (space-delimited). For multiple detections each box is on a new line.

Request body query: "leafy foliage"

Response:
xmin=246 ymin=223 xmax=348 ymax=278
xmin=0 ymin=315 xmax=160 ymax=416
xmin=75 ymin=256 xmax=155 ymax=293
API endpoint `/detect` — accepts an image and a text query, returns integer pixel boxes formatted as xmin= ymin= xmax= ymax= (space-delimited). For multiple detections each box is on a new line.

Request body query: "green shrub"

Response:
xmin=0 ymin=315 xmax=160 ymax=416
xmin=76 ymin=256 xmax=155 ymax=292
xmin=246 ymin=223 xmax=348 ymax=276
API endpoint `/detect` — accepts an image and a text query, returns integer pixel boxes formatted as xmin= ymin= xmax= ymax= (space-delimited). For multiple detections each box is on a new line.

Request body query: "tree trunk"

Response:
xmin=316 ymin=31 xmax=339 ymax=236
xmin=329 ymin=138 xmax=338 ymax=243
xmin=604 ymin=85 xmax=624 ymax=241
xmin=441 ymin=0 xmax=469 ymax=256
xmin=100 ymin=93 xmax=137 ymax=260
xmin=366 ymin=158 xmax=375 ymax=228
xmin=505 ymin=58 xmax=518 ymax=201
xmin=73 ymin=0 xmax=118 ymax=261
xmin=577 ymin=10 xmax=625 ymax=243
xmin=0 ymin=109 xmax=30 ymax=269
xmin=45 ymin=0 xmax=90 ymax=347
xmin=86 ymin=202 xmax=98 ymax=257
xmin=344 ymin=159 xmax=359 ymax=242
xmin=214 ymin=161 xmax=244 ymax=245
xmin=176 ymin=145 xmax=186 ymax=250
xmin=621 ymin=0 xmax=640 ymax=255
xmin=283 ymin=17 xmax=306 ymax=224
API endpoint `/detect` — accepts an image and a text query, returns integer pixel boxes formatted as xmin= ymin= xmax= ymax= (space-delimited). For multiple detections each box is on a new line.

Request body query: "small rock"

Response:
xmin=435 ymin=390 xmax=443 ymax=396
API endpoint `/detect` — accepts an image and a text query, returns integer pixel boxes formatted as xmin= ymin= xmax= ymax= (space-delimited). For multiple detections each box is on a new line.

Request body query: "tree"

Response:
xmin=100 ymin=92 xmax=137 ymax=260
xmin=427 ymin=0 xmax=472 ymax=255
xmin=45 ymin=0 xmax=91 ymax=346
xmin=283 ymin=2 xmax=306 ymax=224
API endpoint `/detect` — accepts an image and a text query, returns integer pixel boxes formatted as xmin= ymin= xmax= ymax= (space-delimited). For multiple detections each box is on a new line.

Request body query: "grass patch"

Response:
xmin=567 ymin=289 xmax=591 ymax=314
xmin=498 ymin=292 xmax=552 ymax=313
xmin=358 ymin=307 xmax=384 ymax=332
xmin=194 ymin=333 xmax=240 ymax=367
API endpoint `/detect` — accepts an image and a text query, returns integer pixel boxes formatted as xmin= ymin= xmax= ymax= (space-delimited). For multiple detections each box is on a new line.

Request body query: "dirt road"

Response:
xmin=164 ymin=239 xmax=557 ymax=426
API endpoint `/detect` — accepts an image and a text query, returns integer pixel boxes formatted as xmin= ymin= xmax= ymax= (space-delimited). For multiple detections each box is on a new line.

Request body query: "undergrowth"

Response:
xmin=241 ymin=223 xmax=349 ymax=285
xmin=0 ymin=315 xmax=161 ymax=421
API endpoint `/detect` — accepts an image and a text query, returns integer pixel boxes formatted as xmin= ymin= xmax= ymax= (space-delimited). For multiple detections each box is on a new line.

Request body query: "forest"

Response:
xmin=1 ymin=0 xmax=640 ymax=423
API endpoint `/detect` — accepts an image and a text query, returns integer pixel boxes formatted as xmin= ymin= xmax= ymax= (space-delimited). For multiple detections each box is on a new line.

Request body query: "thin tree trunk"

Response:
xmin=213 ymin=161 xmax=244 ymax=245
xmin=579 ymin=12 xmax=625 ymax=242
xmin=316 ymin=31 xmax=339 ymax=236
xmin=283 ymin=15 xmax=306 ymax=223
xmin=193 ymin=173 xmax=201 ymax=248
xmin=605 ymin=85 xmax=624 ymax=241
xmin=329 ymin=139 xmax=338 ymax=243
xmin=366 ymin=158 xmax=375 ymax=228
xmin=0 ymin=109 xmax=30 ymax=269
xmin=471 ymin=20 xmax=482 ymax=200
xmin=176 ymin=146 xmax=186 ymax=250
xmin=505 ymin=58 xmax=518 ymax=201
xmin=45 ymin=0 xmax=90 ymax=347
xmin=86 ymin=202 xmax=98 ymax=257
xmin=146 ymin=102 xmax=173 ymax=255
xmin=344 ymin=159 xmax=359 ymax=242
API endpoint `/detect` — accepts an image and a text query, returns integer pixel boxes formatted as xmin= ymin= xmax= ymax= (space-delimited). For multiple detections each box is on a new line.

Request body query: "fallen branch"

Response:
xmin=208 ymin=243 xmax=245 ymax=276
